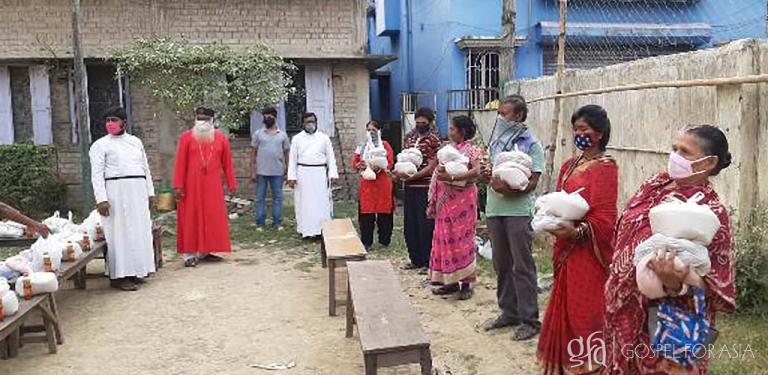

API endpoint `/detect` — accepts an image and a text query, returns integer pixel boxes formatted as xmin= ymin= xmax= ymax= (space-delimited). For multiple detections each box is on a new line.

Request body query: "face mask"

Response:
xmin=195 ymin=119 xmax=209 ymax=127
xmin=106 ymin=120 xmax=123 ymax=135
xmin=370 ymin=132 xmax=380 ymax=144
xmin=304 ymin=122 xmax=317 ymax=134
xmin=668 ymin=152 xmax=711 ymax=180
xmin=194 ymin=119 xmax=214 ymax=133
xmin=573 ymin=134 xmax=593 ymax=151
xmin=416 ymin=124 xmax=429 ymax=134
xmin=264 ymin=117 xmax=276 ymax=127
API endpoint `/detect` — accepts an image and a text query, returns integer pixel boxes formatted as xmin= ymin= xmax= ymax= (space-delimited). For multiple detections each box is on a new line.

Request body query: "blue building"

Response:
xmin=367 ymin=0 xmax=766 ymax=135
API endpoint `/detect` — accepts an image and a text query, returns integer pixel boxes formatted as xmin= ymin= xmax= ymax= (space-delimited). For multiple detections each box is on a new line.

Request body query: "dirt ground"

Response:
xmin=1 ymin=241 xmax=538 ymax=375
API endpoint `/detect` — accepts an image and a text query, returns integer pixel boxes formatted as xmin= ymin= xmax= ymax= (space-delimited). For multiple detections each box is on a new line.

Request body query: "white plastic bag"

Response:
xmin=444 ymin=161 xmax=468 ymax=176
xmin=633 ymin=233 xmax=711 ymax=276
xmin=534 ymin=189 xmax=590 ymax=221
xmin=361 ymin=167 xmax=377 ymax=181
xmin=4 ymin=255 xmax=33 ymax=276
xmin=30 ymin=237 xmax=64 ymax=272
xmin=437 ymin=145 xmax=465 ymax=164
xmin=493 ymin=161 xmax=531 ymax=191
xmin=369 ymin=156 xmax=388 ymax=170
xmin=478 ymin=241 xmax=493 ymax=260
xmin=649 ymin=192 xmax=720 ymax=246
xmin=80 ymin=210 xmax=102 ymax=239
xmin=0 ymin=277 xmax=9 ymax=293
xmin=495 ymin=149 xmax=533 ymax=170
xmin=532 ymin=215 xmax=568 ymax=234
xmin=397 ymin=148 xmax=423 ymax=167
xmin=42 ymin=211 xmax=74 ymax=234
xmin=1 ymin=289 xmax=19 ymax=317
xmin=394 ymin=162 xmax=417 ymax=177
xmin=60 ymin=241 xmax=83 ymax=262
xmin=15 ymin=272 xmax=59 ymax=298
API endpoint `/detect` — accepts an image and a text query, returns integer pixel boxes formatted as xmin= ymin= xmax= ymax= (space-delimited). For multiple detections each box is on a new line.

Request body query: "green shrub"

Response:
xmin=734 ymin=204 xmax=768 ymax=315
xmin=0 ymin=145 xmax=67 ymax=219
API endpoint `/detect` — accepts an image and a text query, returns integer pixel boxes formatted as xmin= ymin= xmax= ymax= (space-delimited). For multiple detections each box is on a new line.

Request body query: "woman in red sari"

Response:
xmin=538 ymin=105 xmax=618 ymax=374
xmin=603 ymin=125 xmax=735 ymax=374
xmin=352 ymin=121 xmax=394 ymax=250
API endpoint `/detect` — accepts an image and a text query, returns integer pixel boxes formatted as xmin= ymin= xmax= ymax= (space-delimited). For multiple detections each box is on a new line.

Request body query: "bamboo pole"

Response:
xmin=543 ymin=0 xmax=567 ymax=193
xmin=70 ymin=0 xmax=94 ymax=213
xmin=528 ymin=74 xmax=768 ymax=103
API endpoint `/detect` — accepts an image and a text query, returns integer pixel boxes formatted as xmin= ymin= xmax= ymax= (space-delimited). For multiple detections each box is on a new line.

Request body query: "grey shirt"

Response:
xmin=251 ymin=128 xmax=291 ymax=176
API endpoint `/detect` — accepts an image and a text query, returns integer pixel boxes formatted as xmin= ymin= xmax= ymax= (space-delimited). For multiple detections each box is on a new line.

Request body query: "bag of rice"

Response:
xmin=15 ymin=272 xmax=59 ymax=298
xmin=649 ymin=192 xmax=720 ymax=246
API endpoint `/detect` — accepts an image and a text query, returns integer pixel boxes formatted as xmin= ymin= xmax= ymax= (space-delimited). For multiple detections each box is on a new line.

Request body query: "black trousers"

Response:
xmin=358 ymin=212 xmax=393 ymax=248
xmin=403 ymin=186 xmax=434 ymax=268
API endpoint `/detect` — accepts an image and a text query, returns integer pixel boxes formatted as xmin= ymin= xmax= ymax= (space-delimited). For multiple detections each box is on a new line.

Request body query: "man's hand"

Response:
xmin=174 ymin=189 xmax=184 ymax=203
xmin=32 ymin=223 xmax=50 ymax=238
xmin=479 ymin=160 xmax=493 ymax=183
xmin=394 ymin=171 xmax=412 ymax=182
xmin=286 ymin=180 xmax=296 ymax=188
xmin=97 ymin=201 xmax=111 ymax=217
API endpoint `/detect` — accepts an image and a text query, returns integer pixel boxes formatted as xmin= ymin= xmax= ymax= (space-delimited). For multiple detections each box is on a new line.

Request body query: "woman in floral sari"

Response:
xmin=603 ymin=125 xmax=735 ymax=374
xmin=538 ymin=105 xmax=618 ymax=374
xmin=428 ymin=115 xmax=482 ymax=300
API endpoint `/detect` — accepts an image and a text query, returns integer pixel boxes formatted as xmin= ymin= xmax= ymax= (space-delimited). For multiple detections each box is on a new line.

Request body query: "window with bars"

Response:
xmin=465 ymin=49 xmax=500 ymax=109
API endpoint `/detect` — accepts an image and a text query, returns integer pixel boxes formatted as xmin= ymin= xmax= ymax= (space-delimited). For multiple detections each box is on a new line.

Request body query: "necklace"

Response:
xmin=197 ymin=140 xmax=214 ymax=174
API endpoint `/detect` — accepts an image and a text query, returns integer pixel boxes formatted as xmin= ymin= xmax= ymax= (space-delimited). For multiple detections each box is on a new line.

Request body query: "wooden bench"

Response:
xmin=0 ymin=293 xmax=60 ymax=358
xmin=346 ymin=261 xmax=432 ymax=375
xmin=320 ymin=218 xmax=367 ymax=316
xmin=57 ymin=240 xmax=107 ymax=290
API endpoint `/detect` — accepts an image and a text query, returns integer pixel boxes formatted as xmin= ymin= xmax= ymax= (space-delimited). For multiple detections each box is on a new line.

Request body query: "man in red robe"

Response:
xmin=173 ymin=107 xmax=238 ymax=267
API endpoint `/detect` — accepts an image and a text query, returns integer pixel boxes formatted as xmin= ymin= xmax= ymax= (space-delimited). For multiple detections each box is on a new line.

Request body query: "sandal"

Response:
xmin=431 ymin=284 xmax=460 ymax=296
xmin=401 ymin=263 xmax=420 ymax=270
xmin=512 ymin=323 xmax=540 ymax=341
xmin=418 ymin=267 xmax=429 ymax=275
xmin=457 ymin=284 xmax=473 ymax=300
xmin=200 ymin=254 xmax=223 ymax=262
xmin=110 ymin=279 xmax=138 ymax=291
xmin=481 ymin=316 xmax=521 ymax=332
xmin=184 ymin=258 xmax=198 ymax=267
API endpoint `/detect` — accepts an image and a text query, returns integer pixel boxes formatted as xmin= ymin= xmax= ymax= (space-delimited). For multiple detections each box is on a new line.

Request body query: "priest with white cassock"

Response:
xmin=286 ymin=112 xmax=338 ymax=238
xmin=89 ymin=106 xmax=156 ymax=291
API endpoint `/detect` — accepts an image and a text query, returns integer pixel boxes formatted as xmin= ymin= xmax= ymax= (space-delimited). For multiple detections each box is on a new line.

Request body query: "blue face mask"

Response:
xmin=574 ymin=134 xmax=593 ymax=150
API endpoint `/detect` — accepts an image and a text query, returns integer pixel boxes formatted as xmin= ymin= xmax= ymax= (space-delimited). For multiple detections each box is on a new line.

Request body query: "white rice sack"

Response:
xmin=437 ymin=145 xmax=465 ymax=164
xmin=494 ymin=167 xmax=529 ymax=191
xmin=0 ymin=263 xmax=21 ymax=283
xmin=394 ymin=162 xmax=417 ymax=177
xmin=398 ymin=148 xmax=423 ymax=166
xmin=632 ymin=233 xmax=711 ymax=276
xmin=531 ymin=215 xmax=568 ymax=234
xmin=0 ymin=277 xmax=9 ymax=293
xmin=370 ymin=156 xmax=388 ymax=170
xmin=495 ymin=150 xmax=533 ymax=170
xmin=361 ymin=167 xmax=377 ymax=181
xmin=80 ymin=210 xmax=102 ymax=239
xmin=1 ymin=290 xmax=19 ymax=317
xmin=30 ymin=237 xmax=64 ymax=272
xmin=15 ymin=272 xmax=59 ymax=297
xmin=493 ymin=161 xmax=532 ymax=178
xmin=444 ymin=160 xmax=468 ymax=176
xmin=4 ymin=255 xmax=32 ymax=276
xmin=649 ymin=192 xmax=720 ymax=246
xmin=534 ymin=190 xmax=590 ymax=221
xmin=0 ymin=221 xmax=25 ymax=238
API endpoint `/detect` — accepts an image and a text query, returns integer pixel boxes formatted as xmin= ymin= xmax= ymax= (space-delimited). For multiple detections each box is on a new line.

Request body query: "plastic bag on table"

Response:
xmin=15 ymin=272 xmax=59 ymax=298
xmin=42 ymin=210 xmax=74 ymax=234
xmin=1 ymin=289 xmax=19 ymax=317
xmin=0 ymin=221 xmax=25 ymax=238
xmin=4 ymin=255 xmax=33 ymax=276
xmin=0 ymin=263 xmax=21 ymax=283
xmin=30 ymin=237 xmax=64 ymax=272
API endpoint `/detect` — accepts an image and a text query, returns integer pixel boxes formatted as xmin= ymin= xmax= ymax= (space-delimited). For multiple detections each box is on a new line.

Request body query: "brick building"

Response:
xmin=0 ymin=0 xmax=391 ymax=206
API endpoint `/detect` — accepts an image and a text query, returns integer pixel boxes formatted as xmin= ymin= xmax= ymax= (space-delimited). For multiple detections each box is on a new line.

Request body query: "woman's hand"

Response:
xmin=549 ymin=221 xmax=577 ymax=240
xmin=436 ymin=164 xmax=453 ymax=182
xmin=648 ymin=249 xmax=689 ymax=292
xmin=356 ymin=162 xmax=367 ymax=172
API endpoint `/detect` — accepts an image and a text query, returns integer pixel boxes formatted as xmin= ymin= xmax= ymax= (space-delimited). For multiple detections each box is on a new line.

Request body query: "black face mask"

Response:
xmin=263 ymin=117 xmax=276 ymax=127
xmin=416 ymin=125 xmax=429 ymax=134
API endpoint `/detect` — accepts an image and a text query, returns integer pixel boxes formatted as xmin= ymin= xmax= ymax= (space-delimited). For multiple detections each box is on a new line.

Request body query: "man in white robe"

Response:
xmin=89 ymin=107 xmax=155 ymax=291
xmin=287 ymin=112 xmax=338 ymax=238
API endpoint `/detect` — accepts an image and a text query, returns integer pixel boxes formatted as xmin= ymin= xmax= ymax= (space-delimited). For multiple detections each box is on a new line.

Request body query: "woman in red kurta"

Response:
xmin=603 ymin=125 xmax=735 ymax=375
xmin=173 ymin=108 xmax=238 ymax=267
xmin=538 ymin=105 xmax=618 ymax=374
xmin=352 ymin=121 xmax=394 ymax=250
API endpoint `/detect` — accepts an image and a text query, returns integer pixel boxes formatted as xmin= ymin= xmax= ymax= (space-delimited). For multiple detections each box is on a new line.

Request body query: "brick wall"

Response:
xmin=0 ymin=0 xmax=367 ymax=59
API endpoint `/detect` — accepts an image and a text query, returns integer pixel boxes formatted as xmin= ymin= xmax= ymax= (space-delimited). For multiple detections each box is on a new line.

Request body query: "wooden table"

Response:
xmin=346 ymin=261 xmax=431 ymax=375
xmin=0 ymin=238 xmax=36 ymax=248
xmin=0 ymin=293 xmax=60 ymax=358
xmin=320 ymin=218 xmax=367 ymax=316
xmin=57 ymin=240 xmax=106 ymax=290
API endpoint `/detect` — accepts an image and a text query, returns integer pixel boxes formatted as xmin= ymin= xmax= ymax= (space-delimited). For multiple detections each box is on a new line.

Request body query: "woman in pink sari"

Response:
xmin=603 ymin=125 xmax=736 ymax=374
xmin=428 ymin=115 xmax=482 ymax=300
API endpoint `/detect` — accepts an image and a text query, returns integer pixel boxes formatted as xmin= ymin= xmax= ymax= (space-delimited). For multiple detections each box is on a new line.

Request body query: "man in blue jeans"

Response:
xmin=249 ymin=107 xmax=291 ymax=231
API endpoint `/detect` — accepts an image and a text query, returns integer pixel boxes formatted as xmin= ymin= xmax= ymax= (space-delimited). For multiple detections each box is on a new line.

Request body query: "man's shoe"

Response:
xmin=110 ymin=278 xmax=138 ymax=291
xmin=512 ymin=323 xmax=540 ymax=341
xmin=482 ymin=316 xmax=521 ymax=332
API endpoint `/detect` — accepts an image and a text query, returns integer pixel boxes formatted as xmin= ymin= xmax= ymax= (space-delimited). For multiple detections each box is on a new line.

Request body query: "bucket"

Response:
xmin=156 ymin=189 xmax=175 ymax=212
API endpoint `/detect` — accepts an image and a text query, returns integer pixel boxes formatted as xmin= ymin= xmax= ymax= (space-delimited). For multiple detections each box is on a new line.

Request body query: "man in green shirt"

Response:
xmin=481 ymin=95 xmax=543 ymax=341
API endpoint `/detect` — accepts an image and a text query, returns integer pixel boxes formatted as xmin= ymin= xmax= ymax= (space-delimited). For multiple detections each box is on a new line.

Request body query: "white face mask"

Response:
xmin=304 ymin=122 xmax=317 ymax=134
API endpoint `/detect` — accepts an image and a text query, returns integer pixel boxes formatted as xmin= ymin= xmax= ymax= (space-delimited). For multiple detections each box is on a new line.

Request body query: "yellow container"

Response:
xmin=156 ymin=192 xmax=176 ymax=212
